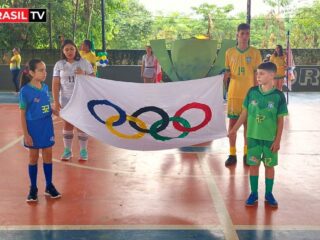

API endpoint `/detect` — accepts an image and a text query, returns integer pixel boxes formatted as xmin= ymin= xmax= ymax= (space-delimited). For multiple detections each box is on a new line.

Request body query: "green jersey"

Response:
xmin=243 ymin=86 xmax=288 ymax=141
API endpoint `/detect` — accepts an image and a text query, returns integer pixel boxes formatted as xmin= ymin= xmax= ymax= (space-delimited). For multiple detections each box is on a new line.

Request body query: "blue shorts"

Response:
xmin=25 ymin=116 xmax=55 ymax=149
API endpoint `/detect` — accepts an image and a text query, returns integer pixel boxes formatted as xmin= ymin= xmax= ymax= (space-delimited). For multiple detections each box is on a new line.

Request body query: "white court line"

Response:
xmin=52 ymin=155 xmax=249 ymax=179
xmin=0 ymin=108 xmax=318 ymax=234
xmin=236 ymin=225 xmax=320 ymax=230
xmin=0 ymin=225 xmax=222 ymax=231
xmin=0 ymin=136 xmax=23 ymax=153
xmin=197 ymin=152 xmax=239 ymax=240
xmin=0 ymin=133 xmax=245 ymax=179
xmin=52 ymin=157 xmax=212 ymax=179
xmin=0 ymin=224 xmax=318 ymax=231
xmin=0 ymin=117 xmax=62 ymax=154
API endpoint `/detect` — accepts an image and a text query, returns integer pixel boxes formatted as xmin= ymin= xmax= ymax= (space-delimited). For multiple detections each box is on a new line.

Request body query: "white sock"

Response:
xmin=78 ymin=132 xmax=89 ymax=150
xmin=63 ymin=130 xmax=73 ymax=150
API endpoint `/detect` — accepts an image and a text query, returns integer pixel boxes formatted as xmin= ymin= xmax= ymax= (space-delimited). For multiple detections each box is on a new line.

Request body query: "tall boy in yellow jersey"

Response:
xmin=224 ymin=23 xmax=262 ymax=166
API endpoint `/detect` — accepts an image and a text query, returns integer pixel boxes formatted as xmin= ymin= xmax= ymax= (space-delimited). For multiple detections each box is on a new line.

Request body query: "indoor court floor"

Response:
xmin=0 ymin=92 xmax=319 ymax=240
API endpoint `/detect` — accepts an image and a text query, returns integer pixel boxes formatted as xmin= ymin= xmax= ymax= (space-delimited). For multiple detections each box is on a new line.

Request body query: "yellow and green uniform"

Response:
xmin=243 ymin=86 xmax=288 ymax=166
xmin=10 ymin=54 xmax=21 ymax=70
xmin=270 ymin=55 xmax=286 ymax=79
xmin=80 ymin=50 xmax=97 ymax=75
xmin=225 ymin=46 xmax=262 ymax=118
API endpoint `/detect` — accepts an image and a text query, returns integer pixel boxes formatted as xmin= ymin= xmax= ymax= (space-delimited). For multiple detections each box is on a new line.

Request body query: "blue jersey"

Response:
xmin=19 ymin=83 xmax=55 ymax=149
xmin=19 ymin=83 xmax=52 ymax=120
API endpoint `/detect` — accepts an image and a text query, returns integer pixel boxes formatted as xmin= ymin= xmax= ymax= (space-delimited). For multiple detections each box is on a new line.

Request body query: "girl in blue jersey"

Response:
xmin=19 ymin=59 xmax=61 ymax=202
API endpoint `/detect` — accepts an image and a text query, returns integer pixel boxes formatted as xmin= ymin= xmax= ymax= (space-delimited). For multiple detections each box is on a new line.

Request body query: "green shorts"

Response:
xmin=247 ymin=138 xmax=278 ymax=167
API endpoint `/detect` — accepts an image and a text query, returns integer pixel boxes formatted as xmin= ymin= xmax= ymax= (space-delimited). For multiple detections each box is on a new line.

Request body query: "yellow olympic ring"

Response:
xmin=106 ymin=115 xmax=147 ymax=139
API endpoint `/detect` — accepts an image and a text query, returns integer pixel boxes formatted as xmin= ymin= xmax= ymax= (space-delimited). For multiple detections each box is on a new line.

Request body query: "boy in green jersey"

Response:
xmin=228 ymin=62 xmax=288 ymax=207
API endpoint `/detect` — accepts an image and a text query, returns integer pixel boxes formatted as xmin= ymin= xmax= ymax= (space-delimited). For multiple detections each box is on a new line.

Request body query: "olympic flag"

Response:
xmin=60 ymin=75 xmax=227 ymax=151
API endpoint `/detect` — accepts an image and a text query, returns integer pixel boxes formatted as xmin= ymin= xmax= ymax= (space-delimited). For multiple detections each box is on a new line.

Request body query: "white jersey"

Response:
xmin=142 ymin=54 xmax=156 ymax=68
xmin=142 ymin=54 xmax=156 ymax=78
xmin=53 ymin=58 xmax=93 ymax=99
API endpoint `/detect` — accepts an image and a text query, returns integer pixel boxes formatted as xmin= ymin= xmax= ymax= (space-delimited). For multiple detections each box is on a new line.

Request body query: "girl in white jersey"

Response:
xmin=52 ymin=39 xmax=94 ymax=161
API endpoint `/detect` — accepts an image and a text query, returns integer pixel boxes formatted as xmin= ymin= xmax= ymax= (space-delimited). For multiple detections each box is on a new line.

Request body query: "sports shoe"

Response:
xmin=246 ymin=192 xmax=258 ymax=206
xmin=45 ymin=184 xmax=61 ymax=199
xmin=26 ymin=186 xmax=38 ymax=202
xmin=225 ymin=155 xmax=237 ymax=166
xmin=265 ymin=192 xmax=278 ymax=207
xmin=61 ymin=148 xmax=72 ymax=161
xmin=243 ymin=154 xmax=249 ymax=166
xmin=79 ymin=149 xmax=88 ymax=161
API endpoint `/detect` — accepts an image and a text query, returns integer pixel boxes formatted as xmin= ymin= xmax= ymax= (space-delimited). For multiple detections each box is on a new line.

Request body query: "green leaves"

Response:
xmin=0 ymin=0 xmax=319 ymax=50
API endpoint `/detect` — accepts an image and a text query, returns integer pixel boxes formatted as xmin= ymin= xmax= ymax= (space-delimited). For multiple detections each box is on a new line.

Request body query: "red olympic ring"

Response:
xmin=173 ymin=102 xmax=212 ymax=132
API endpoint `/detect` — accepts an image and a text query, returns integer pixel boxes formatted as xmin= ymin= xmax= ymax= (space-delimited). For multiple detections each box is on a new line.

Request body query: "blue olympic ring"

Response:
xmin=87 ymin=100 xmax=126 ymax=126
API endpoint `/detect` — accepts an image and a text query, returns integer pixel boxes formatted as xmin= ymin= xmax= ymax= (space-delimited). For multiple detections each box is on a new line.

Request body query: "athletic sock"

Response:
xmin=250 ymin=175 xmax=259 ymax=193
xmin=230 ymin=146 xmax=236 ymax=156
xmin=78 ymin=132 xmax=89 ymax=151
xmin=265 ymin=178 xmax=274 ymax=194
xmin=244 ymin=145 xmax=248 ymax=155
xmin=63 ymin=130 xmax=74 ymax=150
xmin=43 ymin=163 xmax=53 ymax=188
xmin=28 ymin=164 xmax=38 ymax=188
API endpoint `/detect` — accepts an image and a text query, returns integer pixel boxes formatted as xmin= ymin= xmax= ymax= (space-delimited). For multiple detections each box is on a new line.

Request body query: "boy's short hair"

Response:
xmin=258 ymin=62 xmax=277 ymax=73
xmin=237 ymin=23 xmax=250 ymax=32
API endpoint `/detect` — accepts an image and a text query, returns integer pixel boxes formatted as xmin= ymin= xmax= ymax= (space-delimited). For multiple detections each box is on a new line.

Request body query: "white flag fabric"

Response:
xmin=60 ymin=75 xmax=227 ymax=151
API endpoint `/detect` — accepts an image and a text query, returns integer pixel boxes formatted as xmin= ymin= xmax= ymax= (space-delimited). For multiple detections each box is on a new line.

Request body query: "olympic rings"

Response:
xmin=173 ymin=102 xmax=212 ymax=132
xmin=129 ymin=106 xmax=169 ymax=133
xmin=87 ymin=100 xmax=212 ymax=141
xmin=106 ymin=115 xmax=146 ymax=139
xmin=150 ymin=116 xmax=190 ymax=141
xmin=87 ymin=100 xmax=126 ymax=126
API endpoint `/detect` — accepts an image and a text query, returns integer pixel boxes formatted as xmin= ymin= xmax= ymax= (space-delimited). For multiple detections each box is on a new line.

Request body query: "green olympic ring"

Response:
xmin=149 ymin=116 xmax=191 ymax=141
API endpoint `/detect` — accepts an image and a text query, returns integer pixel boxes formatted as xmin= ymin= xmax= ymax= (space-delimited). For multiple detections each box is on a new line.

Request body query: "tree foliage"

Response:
xmin=107 ymin=0 xmax=153 ymax=49
xmin=290 ymin=0 xmax=320 ymax=48
xmin=0 ymin=0 xmax=319 ymax=50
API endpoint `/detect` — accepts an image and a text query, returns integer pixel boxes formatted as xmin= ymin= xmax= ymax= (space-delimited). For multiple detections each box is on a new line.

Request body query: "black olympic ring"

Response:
xmin=129 ymin=106 xmax=170 ymax=133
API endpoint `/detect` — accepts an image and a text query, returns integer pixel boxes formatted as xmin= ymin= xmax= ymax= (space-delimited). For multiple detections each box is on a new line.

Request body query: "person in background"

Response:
xmin=52 ymin=39 xmax=94 ymax=161
xmin=270 ymin=45 xmax=286 ymax=91
xmin=80 ymin=39 xmax=97 ymax=76
xmin=58 ymin=35 xmax=65 ymax=47
xmin=19 ymin=59 xmax=61 ymax=202
xmin=155 ymin=58 xmax=162 ymax=83
xmin=263 ymin=54 xmax=271 ymax=63
xmin=141 ymin=45 xmax=157 ymax=83
xmin=3 ymin=48 xmax=22 ymax=94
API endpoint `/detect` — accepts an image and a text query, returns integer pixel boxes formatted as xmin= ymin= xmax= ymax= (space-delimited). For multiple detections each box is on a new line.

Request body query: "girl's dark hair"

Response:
xmin=60 ymin=39 xmax=81 ymax=61
xmin=83 ymin=39 xmax=92 ymax=50
xmin=20 ymin=59 xmax=43 ymax=88
xmin=274 ymin=44 xmax=283 ymax=57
